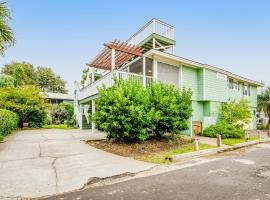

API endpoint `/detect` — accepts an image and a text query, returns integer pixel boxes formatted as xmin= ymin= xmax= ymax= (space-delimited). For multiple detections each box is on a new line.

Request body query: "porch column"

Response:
xmin=153 ymin=59 xmax=158 ymax=83
xmin=90 ymin=67 xmax=95 ymax=84
xmin=91 ymin=99 xmax=95 ymax=133
xmin=142 ymin=55 xmax=146 ymax=87
xmin=111 ymin=48 xmax=115 ymax=70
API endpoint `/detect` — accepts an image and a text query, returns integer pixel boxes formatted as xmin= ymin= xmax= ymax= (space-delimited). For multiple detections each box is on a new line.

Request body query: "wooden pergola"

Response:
xmin=86 ymin=40 xmax=143 ymax=70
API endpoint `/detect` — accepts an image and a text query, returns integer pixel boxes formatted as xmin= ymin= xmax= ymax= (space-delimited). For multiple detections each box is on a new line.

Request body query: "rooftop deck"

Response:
xmin=127 ymin=19 xmax=175 ymax=47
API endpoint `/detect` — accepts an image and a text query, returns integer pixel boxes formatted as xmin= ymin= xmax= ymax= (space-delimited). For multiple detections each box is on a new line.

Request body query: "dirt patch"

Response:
xmin=86 ymin=136 xmax=192 ymax=158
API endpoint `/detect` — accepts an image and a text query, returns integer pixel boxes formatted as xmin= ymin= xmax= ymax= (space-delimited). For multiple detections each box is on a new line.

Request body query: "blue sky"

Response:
xmin=1 ymin=0 xmax=270 ymax=93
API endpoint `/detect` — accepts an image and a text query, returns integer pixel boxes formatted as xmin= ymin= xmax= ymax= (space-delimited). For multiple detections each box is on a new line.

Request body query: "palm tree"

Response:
xmin=0 ymin=2 xmax=15 ymax=56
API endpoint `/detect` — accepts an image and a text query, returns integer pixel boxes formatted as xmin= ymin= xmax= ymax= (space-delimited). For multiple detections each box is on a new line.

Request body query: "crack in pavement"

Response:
xmin=52 ymin=158 xmax=59 ymax=193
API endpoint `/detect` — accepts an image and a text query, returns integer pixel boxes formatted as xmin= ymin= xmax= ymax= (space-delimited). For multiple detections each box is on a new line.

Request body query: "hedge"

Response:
xmin=94 ymin=79 xmax=192 ymax=142
xmin=0 ymin=109 xmax=19 ymax=141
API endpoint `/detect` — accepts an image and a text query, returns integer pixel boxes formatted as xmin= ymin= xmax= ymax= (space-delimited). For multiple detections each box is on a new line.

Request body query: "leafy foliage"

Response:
xmin=1 ymin=62 xmax=36 ymax=85
xmin=94 ymin=79 xmax=192 ymax=142
xmin=0 ymin=74 xmax=15 ymax=88
xmin=1 ymin=62 xmax=68 ymax=93
xmin=202 ymin=121 xmax=244 ymax=139
xmin=0 ymin=86 xmax=48 ymax=127
xmin=35 ymin=67 xmax=67 ymax=93
xmin=0 ymin=109 xmax=18 ymax=140
xmin=0 ymin=2 xmax=15 ymax=55
xmin=258 ymin=87 xmax=270 ymax=121
xmin=48 ymin=103 xmax=74 ymax=126
xmin=219 ymin=99 xmax=251 ymax=128
xmin=202 ymin=99 xmax=251 ymax=138
xmin=149 ymin=83 xmax=192 ymax=137
xmin=49 ymin=105 xmax=69 ymax=125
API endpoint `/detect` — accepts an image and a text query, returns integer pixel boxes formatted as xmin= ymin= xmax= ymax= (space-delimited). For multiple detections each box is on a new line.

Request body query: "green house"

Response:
xmin=74 ymin=19 xmax=262 ymax=135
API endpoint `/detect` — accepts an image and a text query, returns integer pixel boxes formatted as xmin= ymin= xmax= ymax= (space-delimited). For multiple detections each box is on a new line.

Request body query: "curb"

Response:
xmin=170 ymin=138 xmax=270 ymax=162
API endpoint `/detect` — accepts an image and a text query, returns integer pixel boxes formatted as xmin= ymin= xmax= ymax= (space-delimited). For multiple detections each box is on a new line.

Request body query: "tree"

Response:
xmin=0 ymin=2 xmax=15 ymax=55
xmin=1 ymin=62 xmax=36 ymax=85
xmin=258 ymin=87 xmax=270 ymax=120
xmin=0 ymin=74 xmax=15 ymax=88
xmin=1 ymin=62 xmax=68 ymax=93
xmin=35 ymin=67 xmax=67 ymax=93
xmin=0 ymin=86 xmax=48 ymax=127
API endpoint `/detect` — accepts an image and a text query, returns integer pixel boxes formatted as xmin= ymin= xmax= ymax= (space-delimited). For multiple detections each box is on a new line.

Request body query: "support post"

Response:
xmin=152 ymin=38 xmax=156 ymax=49
xmin=194 ymin=137 xmax=199 ymax=151
xmin=153 ymin=59 xmax=158 ymax=83
xmin=91 ymin=100 xmax=95 ymax=133
xmin=259 ymin=131 xmax=262 ymax=141
xmin=111 ymin=48 xmax=115 ymax=70
xmin=142 ymin=55 xmax=146 ymax=87
xmin=90 ymin=67 xmax=94 ymax=84
xmin=217 ymin=134 xmax=222 ymax=147
xmin=245 ymin=131 xmax=250 ymax=142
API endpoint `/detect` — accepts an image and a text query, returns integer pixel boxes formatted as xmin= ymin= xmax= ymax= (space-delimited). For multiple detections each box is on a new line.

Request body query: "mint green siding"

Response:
xmin=177 ymin=65 xmax=258 ymax=133
xmin=192 ymin=101 xmax=204 ymax=121
xmin=182 ymin=66 xmax=199 ymax=101
xmin=204 ymin=69 xmax=227 ymax=102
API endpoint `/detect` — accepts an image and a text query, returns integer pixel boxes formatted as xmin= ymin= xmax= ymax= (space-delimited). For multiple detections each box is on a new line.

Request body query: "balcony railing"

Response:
xmin=76 ymin=70 xmax=152 ymax=101
xmin=127 ymin=19 xmax=175 ymax=46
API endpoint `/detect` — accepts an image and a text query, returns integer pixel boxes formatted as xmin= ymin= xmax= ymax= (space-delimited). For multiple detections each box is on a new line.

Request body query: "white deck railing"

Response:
xmin=127 ymin=19 xmax=175 ymax=46
xmin=76 ymin=70 xmax=152 ymax=101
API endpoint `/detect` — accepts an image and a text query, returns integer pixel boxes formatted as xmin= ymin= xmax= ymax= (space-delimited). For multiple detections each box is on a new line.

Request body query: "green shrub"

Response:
xmin=149 ymin=83 xmax=192 ymax=137
xmin=219 ymin=99 xmax=251 ymax=128
xmin=49 ymin=105 xmax=69 ymax=124
xmin=59 ymin=103 xmax=74 ymax=126
xmin=0 ymin=86 xmax=48 ymax=127
xmin=202 ymin=121 xmax=244 ymax=139
xmin=0 ymin=109 xmax=19 ymax=138
xmin=94 ymin=79 xmax=152 ymax=142
xmin=94 ymin=79 xmax=192 ymax=142
xmin=48 ymin=103 xmax=74 ymax=126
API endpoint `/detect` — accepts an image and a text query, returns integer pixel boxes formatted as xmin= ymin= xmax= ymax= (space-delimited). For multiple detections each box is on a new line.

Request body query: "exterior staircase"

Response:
xmin=82 ymin=114 xmax=91 ymax=129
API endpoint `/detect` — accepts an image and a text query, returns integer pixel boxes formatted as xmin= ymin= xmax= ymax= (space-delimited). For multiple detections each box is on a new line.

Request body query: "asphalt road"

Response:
xmin=42 ymin=143 xmax=270 ymax=200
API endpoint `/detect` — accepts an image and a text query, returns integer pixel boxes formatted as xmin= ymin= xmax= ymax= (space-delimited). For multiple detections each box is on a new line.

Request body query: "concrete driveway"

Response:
xmin=0 ymin=129 xmax=155 ymax=200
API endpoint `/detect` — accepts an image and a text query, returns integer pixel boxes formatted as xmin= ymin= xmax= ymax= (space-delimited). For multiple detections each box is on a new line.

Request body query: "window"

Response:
xmin=243 ymin=84 xmax=250 ymax=96
xmin=233 ymin=81 xmax=238 ymax=90
xmin=229 ymin=79 xmax=234 ymax=89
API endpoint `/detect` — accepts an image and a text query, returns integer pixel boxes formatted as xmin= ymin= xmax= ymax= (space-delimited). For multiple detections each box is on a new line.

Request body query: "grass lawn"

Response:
xmin=222 ymin=135 xmax=258 ymax=146
xmin=136 ymin=143 xmax=215 ymax=164
xmin=42 ymin=124 xmax=76 ymax=129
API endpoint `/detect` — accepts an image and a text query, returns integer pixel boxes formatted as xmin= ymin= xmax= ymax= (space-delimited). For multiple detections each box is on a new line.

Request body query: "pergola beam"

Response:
xmin=87 ymin=40 xmax=143 ymax=70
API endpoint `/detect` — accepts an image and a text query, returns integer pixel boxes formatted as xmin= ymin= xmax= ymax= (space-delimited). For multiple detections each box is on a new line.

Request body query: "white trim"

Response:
xmin=111 ymin=48 xmax=115 ymax=70
xmin=153 ymin=59 xmax=158 ymax=82
xmin=203 ymin=68 xmax=206 ymax=99
xmin=179 ymin=64 xmax=183 ymax=91
xmin=142 ymin=56 xmax=146 ymax=87
xmin=145 ymin=49 xmax=263 ymax=86
xmin=91 ymin=100 xmax=95 ymax=133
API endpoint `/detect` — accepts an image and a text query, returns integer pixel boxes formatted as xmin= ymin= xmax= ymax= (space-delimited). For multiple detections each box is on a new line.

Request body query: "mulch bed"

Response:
xmin=86 ymin=136 xmax=192 ymax=158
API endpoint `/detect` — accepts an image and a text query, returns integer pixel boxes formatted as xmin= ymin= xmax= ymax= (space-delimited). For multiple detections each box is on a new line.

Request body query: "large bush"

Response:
xmin=94 ymin=79 xmax=192 ymax=142
xmin=0 ymin=109 xmax=19 ymax=141
xmin=202 ymin=121 xmax=244 ymax=139
xmin=149 ymin=83 xmax=192 ymax=137
xmin=0 ymin=86 xmax=48 ymax=127
xmin=94 ymin=79 xmax=152 ymax=142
